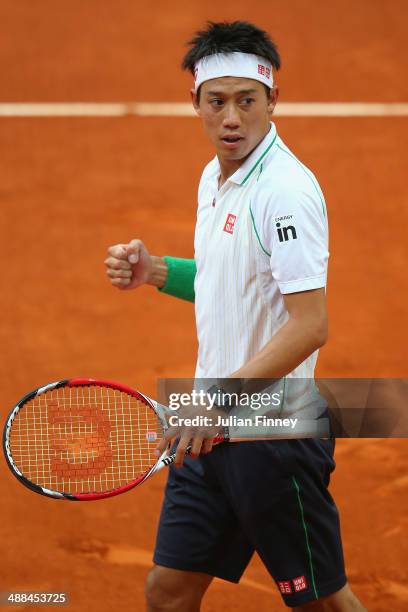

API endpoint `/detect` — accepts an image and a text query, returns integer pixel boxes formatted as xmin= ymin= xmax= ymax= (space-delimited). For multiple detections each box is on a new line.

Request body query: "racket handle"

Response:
xmin=213 ymin=426 xmax=229 ymax=444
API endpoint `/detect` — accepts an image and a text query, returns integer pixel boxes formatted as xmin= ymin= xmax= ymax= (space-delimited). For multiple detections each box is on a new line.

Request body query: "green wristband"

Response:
xmin=158 ymin=256 xmax=196 ymax=303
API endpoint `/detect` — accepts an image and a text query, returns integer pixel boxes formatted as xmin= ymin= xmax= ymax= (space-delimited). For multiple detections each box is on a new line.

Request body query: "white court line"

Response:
xmin=0 ymin=102 xmax=407 ymax=117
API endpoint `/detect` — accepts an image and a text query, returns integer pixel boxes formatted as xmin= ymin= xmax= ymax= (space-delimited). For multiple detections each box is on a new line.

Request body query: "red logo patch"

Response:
xmin=292 ymin=576 xmax=308 ymax=592
xmin=278 ymin=581 xmax=292 ymax=594
xmin=223 ymin=213 xmax=237 ymax=234
xmin=257 ymin=64 xmax=271 ymax=79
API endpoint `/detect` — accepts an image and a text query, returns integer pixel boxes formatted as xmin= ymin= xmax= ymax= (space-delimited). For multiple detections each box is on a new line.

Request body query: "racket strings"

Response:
xmin=9 ymin=385 xmax=163 ymax=494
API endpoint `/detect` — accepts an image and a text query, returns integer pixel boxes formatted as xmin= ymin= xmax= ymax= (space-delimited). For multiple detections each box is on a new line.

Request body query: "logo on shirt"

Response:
xmin=223 ymin=213 xmax=237 ymax=234
xmin=276 ymin=221 xmax=297 ymax=242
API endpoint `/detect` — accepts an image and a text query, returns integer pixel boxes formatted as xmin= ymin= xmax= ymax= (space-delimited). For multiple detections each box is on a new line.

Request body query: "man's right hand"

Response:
xmin=104 ymin=239 xmax=153 ymax=290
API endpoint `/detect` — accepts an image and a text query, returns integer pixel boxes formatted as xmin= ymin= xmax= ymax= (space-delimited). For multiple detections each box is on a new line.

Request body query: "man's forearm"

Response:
xmin=231 ymin=317 xmax=326 ymax=381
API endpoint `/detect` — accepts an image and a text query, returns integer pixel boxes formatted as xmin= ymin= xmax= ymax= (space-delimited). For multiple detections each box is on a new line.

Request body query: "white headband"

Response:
xmin=194 ymin=52 xmax=273 ymax=93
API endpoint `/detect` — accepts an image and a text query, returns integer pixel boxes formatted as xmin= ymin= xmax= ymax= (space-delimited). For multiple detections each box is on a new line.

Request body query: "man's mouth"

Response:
xmin=221 ymin=135 xmax=244 ymax=149
xmin=221 ymin=135 xmax=243 ymax=143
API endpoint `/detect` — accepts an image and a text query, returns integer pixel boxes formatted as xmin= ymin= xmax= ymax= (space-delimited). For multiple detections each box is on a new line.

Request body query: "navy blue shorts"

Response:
xmin=153 ymin=433 xmax=347 ymax=608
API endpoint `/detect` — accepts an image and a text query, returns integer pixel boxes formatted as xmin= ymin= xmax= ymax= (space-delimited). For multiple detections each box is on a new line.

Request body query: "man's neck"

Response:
xmin=217 ymin=157 xmax=246 ymax=189
xmin=217 ymin=124 xmax=271 ymax=189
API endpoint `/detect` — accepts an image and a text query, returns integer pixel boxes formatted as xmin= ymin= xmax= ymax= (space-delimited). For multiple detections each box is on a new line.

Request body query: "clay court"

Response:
xmin=1 ymin=1 xmax=407 ymax=610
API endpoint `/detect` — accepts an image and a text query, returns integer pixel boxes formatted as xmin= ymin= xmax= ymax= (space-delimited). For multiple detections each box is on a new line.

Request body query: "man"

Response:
xmin=105 ymin=20 xmax=365 ymax=612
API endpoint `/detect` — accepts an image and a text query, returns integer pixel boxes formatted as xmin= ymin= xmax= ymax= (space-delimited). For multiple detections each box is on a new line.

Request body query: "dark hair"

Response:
xmin=182 ymin=20 xmax=281 ymax=76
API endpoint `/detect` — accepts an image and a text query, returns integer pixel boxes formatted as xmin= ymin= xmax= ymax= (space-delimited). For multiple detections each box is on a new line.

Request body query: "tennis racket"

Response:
xmin=3 ymin=378 xmax=226 ymax=501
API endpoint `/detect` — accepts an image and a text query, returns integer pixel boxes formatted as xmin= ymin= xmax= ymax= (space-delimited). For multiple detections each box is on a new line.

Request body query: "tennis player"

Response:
xmin=105 ymin=20 xmax=365 ymax=612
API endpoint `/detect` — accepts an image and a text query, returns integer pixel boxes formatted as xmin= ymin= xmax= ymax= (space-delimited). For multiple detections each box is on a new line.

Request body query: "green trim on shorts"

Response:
xmin=292 ymin=477 xmax=319 ymax=600
xmin=158 ymin=256 xmax=196 ymax=303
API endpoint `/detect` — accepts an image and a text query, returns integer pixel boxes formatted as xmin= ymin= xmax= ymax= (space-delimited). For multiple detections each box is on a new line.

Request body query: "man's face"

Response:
xmin=192 ymin=77 xmax=278 ymax=163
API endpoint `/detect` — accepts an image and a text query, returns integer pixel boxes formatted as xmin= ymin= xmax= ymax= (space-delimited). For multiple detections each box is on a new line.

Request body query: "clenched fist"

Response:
xmin=104 ymin=239 xmax=153 ymax=290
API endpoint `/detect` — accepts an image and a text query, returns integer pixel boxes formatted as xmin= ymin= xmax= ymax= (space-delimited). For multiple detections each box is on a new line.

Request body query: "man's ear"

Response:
xmin=268 ymin=86 xmax=279 ymax=116
xmin=191 ymin=89 xmax=201 ymax=116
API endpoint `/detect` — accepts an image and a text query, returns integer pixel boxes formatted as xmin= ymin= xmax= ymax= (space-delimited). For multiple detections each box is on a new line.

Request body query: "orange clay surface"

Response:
xmin=0 ymin=1 xmax=407 ymax=610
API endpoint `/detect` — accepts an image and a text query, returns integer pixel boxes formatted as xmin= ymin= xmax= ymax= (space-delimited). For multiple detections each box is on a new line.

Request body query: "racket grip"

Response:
xmin=213 ymin=427 xmax=229 ymax=444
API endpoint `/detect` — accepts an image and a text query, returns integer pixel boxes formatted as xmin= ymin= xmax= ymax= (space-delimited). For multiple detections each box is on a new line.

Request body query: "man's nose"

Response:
xmin=222 ymin=103 xmax=241 ymax=128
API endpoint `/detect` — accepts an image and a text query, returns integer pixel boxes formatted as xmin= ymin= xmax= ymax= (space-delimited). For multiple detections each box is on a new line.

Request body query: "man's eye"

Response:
xmin=241 ymin=98 xmax=255 ymax=105
xmin=210 ymin=99 xmax=224 ymax=106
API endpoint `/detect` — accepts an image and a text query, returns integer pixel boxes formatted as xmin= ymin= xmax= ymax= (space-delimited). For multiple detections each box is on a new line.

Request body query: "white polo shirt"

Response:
xmin=193 ymin=122 xmax=329 ymax=382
